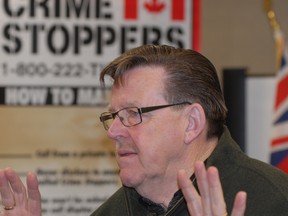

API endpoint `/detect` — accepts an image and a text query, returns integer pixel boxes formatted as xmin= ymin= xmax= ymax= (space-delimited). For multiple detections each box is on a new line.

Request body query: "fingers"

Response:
xmin=194 ymin=161 xmax=228 ymax=215
xmin=194 ymin=161 xmax=213 ymax=215
xmin=4 ymin=168 xmax=28 ymax=208
xmin=0 ymin=169 xmax=42 ymax=216
xmin=26 ymin=172 xmax=41 ymax=215
xmin=178 ymin=169 xmax=202 ymax=215
xmin=0 ymin=168 xmax=17 ymax=209
xmin=206 ymin=166 xmax=227 ymax=215
xmin=178 ymin=161 xmax=230 ymax=216
xmin=231 ymin=191 xmax=247 ymax=216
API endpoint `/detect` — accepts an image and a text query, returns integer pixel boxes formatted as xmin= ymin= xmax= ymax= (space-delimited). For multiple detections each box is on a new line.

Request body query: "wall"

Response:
xmin=202 ymin=0 xmax=288 ymax=76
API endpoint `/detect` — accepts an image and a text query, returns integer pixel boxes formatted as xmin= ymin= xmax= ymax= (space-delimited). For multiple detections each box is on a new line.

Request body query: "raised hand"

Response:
xmin=0 ymin=168 xmax=41 ymax=216
xmin=178 ymin=161 xmax=246 ymax=216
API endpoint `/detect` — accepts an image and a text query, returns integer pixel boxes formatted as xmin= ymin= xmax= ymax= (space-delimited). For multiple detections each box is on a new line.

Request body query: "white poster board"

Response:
xmin=0 ymin=1 xmax=199 ymax=215
xmin=245 ymin=76 xmax=275 ymax=163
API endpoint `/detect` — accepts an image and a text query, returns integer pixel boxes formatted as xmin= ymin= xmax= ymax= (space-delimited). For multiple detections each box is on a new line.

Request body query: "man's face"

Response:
xmin=106 ymin=66 xmax=188 ymax=192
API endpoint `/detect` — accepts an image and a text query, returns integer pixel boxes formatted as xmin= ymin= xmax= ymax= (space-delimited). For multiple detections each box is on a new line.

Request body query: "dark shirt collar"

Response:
xmin=137 ymin=174 xmax=196 ymax=216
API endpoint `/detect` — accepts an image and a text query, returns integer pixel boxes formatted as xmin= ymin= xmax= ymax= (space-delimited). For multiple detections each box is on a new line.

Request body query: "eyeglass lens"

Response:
xmin=100 ymin=107 xmax=142 ymax=130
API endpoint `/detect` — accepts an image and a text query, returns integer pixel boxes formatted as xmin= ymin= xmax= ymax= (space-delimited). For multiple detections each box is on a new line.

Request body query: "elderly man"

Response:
xmin=1 ymin=45 xmax=288 ymax=216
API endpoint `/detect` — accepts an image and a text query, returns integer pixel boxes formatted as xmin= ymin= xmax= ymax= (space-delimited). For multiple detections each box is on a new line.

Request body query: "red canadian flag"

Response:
xmin=124 ymin=0 xmax=185 ymax=21
xmin=123 ymin=0 xmax=201 ymax=52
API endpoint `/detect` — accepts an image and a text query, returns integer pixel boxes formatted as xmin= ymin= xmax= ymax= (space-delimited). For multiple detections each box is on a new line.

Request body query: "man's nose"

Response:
xmin=107 ymin=116 xmax=126 ymax=139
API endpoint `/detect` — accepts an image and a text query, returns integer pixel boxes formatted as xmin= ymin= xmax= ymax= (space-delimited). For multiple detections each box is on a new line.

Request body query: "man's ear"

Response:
xmin=184 ymin=103 xmax=206 ymax=144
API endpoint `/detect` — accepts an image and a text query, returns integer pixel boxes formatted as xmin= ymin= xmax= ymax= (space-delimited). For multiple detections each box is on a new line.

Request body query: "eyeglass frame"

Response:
xmin=99 ymin=102 xmax=192 ymax=130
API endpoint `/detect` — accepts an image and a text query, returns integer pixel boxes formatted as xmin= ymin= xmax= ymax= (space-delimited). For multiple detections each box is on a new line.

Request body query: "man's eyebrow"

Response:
xmin=108 ymin=102 xmax=139 ymax=112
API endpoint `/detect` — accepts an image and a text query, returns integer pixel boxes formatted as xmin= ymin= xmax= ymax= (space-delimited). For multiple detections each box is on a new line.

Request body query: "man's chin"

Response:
xmin=119 ymin=169 xmax=142 ymax=188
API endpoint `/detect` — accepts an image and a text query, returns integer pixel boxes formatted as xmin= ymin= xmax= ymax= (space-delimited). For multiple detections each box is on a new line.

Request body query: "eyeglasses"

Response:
xmin=99 ymin=102 xmax=191 ymax=130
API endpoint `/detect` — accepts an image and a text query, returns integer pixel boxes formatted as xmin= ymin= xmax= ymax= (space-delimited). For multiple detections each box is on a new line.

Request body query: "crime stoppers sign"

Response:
xmin=0 ymin=0 xmax=200 ymax=90
xmin=0 ymin=1 xmax=200 ymax=215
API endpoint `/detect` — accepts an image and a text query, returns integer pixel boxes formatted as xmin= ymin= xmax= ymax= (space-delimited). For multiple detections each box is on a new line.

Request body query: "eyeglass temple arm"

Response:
xmin=140 ymin=102 xmax=191 ymax=114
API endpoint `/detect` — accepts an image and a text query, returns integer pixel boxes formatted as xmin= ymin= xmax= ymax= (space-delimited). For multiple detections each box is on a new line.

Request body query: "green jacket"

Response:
xmin=91 ymin=128 xmax=288 ymax=215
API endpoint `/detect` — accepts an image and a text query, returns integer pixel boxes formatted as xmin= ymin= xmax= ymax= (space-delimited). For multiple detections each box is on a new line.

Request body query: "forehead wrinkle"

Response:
xmin=108 ymin=100 xmax=141 ymax=112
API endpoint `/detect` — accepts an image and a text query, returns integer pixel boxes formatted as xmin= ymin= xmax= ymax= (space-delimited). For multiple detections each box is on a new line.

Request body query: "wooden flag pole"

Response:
xmin=263 ymin=0 xmax=283 ymax=70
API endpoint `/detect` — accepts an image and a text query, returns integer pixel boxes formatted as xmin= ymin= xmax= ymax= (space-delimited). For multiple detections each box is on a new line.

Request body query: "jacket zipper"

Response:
xmin=165 ymin=176 xmax=196 ymax=216
xmin=164 ymin=196 xmax=185 ymax=216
